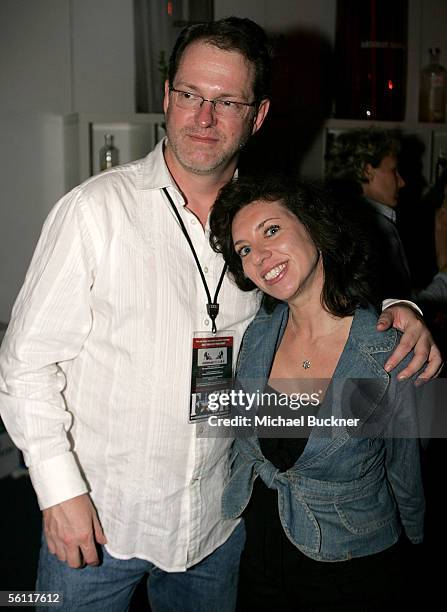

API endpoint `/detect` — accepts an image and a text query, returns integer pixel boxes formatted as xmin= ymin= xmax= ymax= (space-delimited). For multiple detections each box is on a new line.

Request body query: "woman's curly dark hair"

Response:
xmin=209 ymin=176 xmax=378 ymax=315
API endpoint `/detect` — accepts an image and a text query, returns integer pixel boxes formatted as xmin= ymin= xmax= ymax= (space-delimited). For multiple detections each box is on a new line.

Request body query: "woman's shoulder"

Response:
xmin=351 ymin=305 xmax=397 ymax=349
xmin=351 ymin=305 xmax=416 ymax=380
xmin=251 ymin=299 xmax=288 ymax=324
xmin=243 ymin=300 xmax=288 ymax=342
xmin=236 ymin=301 xmax=289 ymax=379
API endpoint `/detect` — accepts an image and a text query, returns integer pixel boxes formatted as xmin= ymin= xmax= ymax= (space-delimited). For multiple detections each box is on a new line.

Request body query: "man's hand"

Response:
xmin=43 ymin=493 xmax=107 ymax=569
xmin=377 ymin=306 xmax=442 ymax=381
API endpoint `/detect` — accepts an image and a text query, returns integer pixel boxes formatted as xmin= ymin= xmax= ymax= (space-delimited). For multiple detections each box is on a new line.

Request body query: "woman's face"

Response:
xmin=231 ymin=200 xmax=323 ymax=304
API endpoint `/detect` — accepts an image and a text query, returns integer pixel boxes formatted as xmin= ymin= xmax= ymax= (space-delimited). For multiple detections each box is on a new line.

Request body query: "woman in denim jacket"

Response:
xmin=209 ymin=177 xmax=424 ymax=611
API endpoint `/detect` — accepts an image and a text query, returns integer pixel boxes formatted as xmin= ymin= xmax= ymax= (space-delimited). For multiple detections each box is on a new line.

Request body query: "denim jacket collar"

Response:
xmin=235 ymin=302 xmax=397 ymax=468
xmin=237 ymin=302 xmax=396 ymax=380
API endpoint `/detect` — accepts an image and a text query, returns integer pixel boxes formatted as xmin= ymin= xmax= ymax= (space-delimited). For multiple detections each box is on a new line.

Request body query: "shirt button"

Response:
xmin=191 ymin=219 xmax=197 ymax=225
xmin=204 ymin=266 xmax=209 ymax=273
xmin=204 ymin=319 xmax=210 ymax=326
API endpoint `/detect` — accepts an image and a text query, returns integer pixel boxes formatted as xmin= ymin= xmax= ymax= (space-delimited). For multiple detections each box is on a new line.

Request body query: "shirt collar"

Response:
xmin=366 ymin=198 xmax=396 ymax=223
xmin=136 ymin=138 xmax=177 ymax=192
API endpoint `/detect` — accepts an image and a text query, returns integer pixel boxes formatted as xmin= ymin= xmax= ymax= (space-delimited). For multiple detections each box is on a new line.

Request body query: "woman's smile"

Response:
xmin=232 ymin=200 xmax=322 ymax=304
xmin=262 ymin=262 xmax=287 ymax=283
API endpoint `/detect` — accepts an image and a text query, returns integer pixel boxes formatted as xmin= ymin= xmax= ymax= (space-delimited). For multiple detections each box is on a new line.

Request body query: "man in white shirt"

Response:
xmin=0 ymin=17 xmax=441 ymax=612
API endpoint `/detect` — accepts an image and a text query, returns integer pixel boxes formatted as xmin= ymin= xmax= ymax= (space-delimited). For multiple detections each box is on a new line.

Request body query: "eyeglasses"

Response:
xmin=169 ymin=88 xmax=257 ymax=118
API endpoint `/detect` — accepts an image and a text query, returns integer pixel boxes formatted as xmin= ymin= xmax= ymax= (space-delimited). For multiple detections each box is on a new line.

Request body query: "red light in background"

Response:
xmin=388 ymin=79 xmax=394 ymax=90
xmin=167 ymin=1 xmax=173 ymax=16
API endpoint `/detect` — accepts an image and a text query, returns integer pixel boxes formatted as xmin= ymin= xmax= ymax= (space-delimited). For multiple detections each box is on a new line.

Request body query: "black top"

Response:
xmin=258 ymin=384 xmax=315 ymax=469
xmin=239 ymin=385 xmax=405 ymax=610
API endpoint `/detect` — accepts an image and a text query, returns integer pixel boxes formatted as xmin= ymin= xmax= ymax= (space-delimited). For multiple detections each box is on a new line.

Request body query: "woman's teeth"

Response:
xmin=264 ymin=263 xmax=286 ymax=281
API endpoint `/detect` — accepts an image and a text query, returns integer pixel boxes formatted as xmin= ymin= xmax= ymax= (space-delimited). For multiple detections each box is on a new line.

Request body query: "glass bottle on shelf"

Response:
xmin=419 ymin=48 xmax=447 ymax=123
xmin=99 ymin=134 xmax=119 ymax=171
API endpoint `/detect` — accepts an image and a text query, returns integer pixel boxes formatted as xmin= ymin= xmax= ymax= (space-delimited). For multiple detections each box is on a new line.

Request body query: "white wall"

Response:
xmin=0 ymin=0 xmax=135 ymax=322
xmin=0 ymin=0 xmax=134 ymax=114
xmin=0 ymin=114 xmax=67 ymax=321
xmin=71 ymin=0 xmax=135 ymax=113
xmin=0 ymin=0 xmax=72 ymax=113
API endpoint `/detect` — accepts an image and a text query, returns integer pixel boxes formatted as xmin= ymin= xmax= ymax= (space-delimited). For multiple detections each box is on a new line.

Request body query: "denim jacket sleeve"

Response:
xmin=384 ymin=375 xmax=425 ymax=544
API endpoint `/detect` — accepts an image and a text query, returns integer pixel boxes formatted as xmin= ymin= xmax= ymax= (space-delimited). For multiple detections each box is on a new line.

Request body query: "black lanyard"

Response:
xmin=163 ymin=187 xmax=227 ymax=334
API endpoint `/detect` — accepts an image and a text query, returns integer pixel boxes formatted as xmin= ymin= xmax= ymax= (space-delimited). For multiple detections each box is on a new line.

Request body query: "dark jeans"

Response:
xmin=36 ymin=521 xmax=245 ymax=612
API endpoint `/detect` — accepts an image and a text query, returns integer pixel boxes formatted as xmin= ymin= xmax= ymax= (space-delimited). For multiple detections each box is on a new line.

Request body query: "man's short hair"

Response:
xmin=326 ymin=128 xmax=401 ymax=190
xmin=168 ymin=17 xmax=272 ymax=102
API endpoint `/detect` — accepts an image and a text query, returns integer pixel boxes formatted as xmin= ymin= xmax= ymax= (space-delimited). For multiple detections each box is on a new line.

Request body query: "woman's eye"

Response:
xmin=237 ymin=245 xmax=251 ymax=258
xmin=265 ymin=224 xmax=280 ymax=237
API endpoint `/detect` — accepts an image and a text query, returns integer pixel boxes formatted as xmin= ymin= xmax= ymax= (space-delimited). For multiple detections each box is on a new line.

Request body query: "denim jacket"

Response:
xmin=222 ymin=303 xmax=425 ymax=561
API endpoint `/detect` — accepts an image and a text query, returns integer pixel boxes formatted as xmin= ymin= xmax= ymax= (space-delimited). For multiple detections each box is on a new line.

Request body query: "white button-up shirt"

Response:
xmin=0 ymin=139 xmax=260 ymax=571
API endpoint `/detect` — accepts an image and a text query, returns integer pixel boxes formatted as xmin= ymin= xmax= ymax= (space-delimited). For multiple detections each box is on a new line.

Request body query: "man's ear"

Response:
xmin=163 ymin=80 xmax=170 ymax=114
xmin=251 ymin=98 xmax=270 ymax=136
xmin=364 ymin=163 xmax=375 ymax=182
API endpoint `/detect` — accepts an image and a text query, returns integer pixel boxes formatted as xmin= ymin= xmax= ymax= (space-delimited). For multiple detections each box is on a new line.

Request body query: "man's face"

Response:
xmin=362 ymin=154 xmax=405 ymax=208
xmin=163 ymin=41 xmax=269 ymax=176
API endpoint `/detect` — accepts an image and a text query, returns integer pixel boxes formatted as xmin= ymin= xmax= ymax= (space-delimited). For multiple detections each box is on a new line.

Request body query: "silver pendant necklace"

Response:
xmin=289 ymin=314 xmax=311 ymax=370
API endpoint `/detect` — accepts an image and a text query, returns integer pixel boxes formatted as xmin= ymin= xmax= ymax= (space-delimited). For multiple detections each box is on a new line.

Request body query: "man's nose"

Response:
xmin=196 ymin=100 xmax=216 ymax=127
xmin=397 ymin=172 xmax=405 ymax=189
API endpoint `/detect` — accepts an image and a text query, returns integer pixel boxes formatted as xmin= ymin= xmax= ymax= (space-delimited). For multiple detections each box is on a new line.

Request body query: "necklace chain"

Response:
xmin=289 ymin=314 xmax=312 ymax=370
